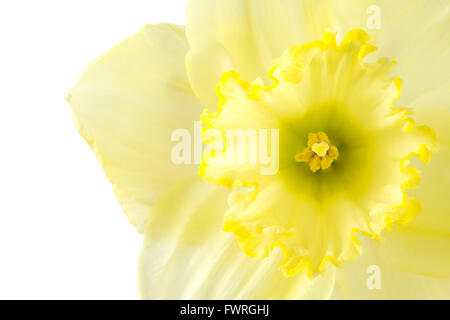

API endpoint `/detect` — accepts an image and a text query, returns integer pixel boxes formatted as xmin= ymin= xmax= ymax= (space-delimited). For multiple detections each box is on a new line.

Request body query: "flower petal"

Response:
xmin=186 ymin=0 xmax=335 ymax=107
xmin=377 ymin=226 xmax=450 ymax=279
xmin=367 ymin=86 xmax=450 ymax=279
xmin=408 ymin=85 xmax=450 ymax=234
xmin=66 ymin=24 xmax=204 ymax=233
xmin=333 ymin=237 xmax=450 ymax=299
xmin=329 ymin=0 xmax=450 ymax=104
xmin=187 ymin=0 xmax=449 ymax=107
xmin=138 ymin=175 xmax=336 ymax=299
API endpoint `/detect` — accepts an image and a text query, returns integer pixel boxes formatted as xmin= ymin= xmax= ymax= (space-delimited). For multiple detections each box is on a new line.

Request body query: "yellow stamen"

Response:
xmin=295 ymin=131 xmax=339 ymax=172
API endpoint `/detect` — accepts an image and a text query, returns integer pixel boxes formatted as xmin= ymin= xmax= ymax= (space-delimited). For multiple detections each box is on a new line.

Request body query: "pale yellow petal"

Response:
xmin=138 ymin=175 xmax=336 ymax=299
xmin=411 ymin=85 xmax=450 ymax=145
xmin=186 ymin=0 xmax=449 ymax=107
xmin=377 ymin=226 xmax=450 ymax=279
xmin=333 ymin=237 xmax=450 ymax=299
xmin=365 ymin=86 xmax=450 ymax=279
xmin=186 ymin=0 xmax=335 ymax=108
xmin=408 ymin=86 xmax=450 ymax=234
xmin=66 ymin=24 xmax=204 ymax=232
xmin=329 ymin=0 xmax=450 ymax=104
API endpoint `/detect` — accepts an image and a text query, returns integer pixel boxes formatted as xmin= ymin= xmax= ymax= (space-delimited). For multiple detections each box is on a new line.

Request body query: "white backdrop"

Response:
xmin=0 ymin=0 xmax=188 ymax=299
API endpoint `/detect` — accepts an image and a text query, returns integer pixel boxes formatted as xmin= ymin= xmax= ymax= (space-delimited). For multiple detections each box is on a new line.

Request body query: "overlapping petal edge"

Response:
xmin=199 ymin=30 xmax=439 ymax=278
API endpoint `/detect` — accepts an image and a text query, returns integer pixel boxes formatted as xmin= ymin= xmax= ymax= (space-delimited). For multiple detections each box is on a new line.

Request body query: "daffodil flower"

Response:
xmin=67 ymin=0 xmax=450 ymax=299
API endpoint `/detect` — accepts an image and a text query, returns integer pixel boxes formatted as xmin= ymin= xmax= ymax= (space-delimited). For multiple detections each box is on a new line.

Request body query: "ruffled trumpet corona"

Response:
xmin=200 ymin=30 xmax=437 ymax=277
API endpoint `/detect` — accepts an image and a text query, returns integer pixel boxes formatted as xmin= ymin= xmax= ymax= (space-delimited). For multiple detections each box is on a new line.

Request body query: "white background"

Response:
xmin=0 ymin=0 xmax=188 ymax=299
